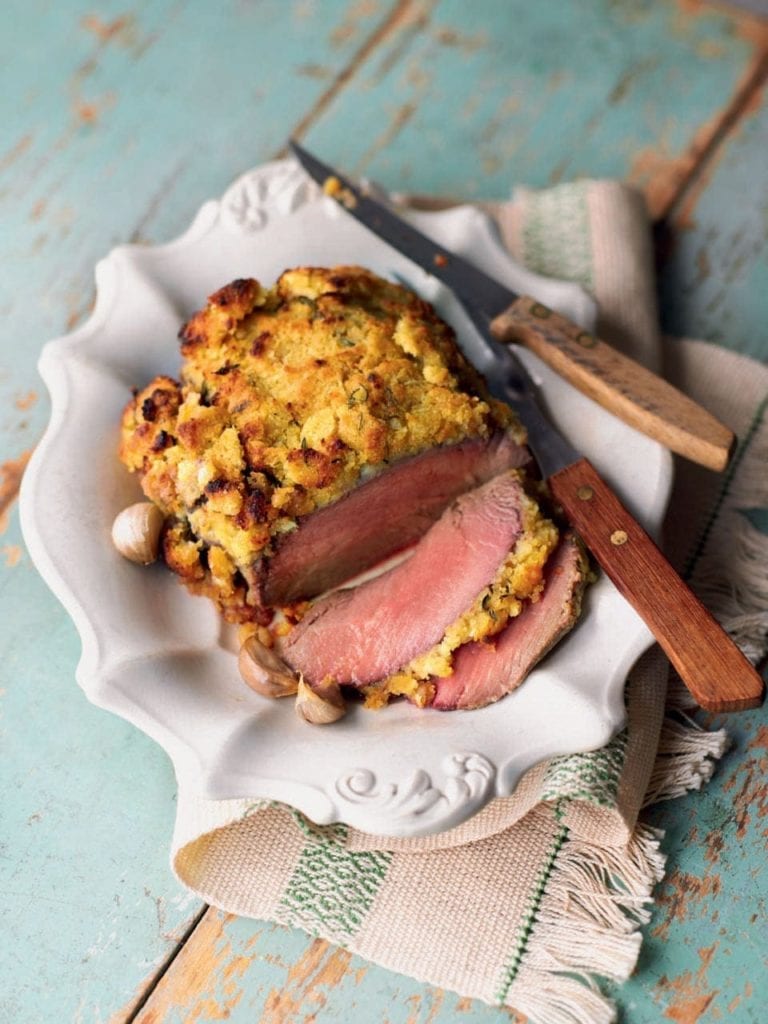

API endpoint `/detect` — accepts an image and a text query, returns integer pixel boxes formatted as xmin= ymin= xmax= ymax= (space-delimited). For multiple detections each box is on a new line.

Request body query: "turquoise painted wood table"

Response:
xmin=2 ymin=1 xmax=767 ymax=1020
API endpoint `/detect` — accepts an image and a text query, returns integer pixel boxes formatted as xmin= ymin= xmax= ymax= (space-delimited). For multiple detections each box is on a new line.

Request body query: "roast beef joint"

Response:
xmin=115 ymin=267 xmax=591 ymax=713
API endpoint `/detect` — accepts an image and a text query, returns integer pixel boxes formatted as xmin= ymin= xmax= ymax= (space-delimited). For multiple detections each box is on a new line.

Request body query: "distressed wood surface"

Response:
xmin=659 ymin=47 xmax=768 ymax=360
xmin=129 ymin=913 xmax=523 ymax=1024
xmin=1 ymin=1 xmax=767 ymax=1022
xmin=613 ymin=704 xmax=768 ymax=1022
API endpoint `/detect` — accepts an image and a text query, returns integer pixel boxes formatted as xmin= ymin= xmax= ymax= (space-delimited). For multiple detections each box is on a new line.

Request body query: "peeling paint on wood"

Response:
xmin=14 ymin=390 xmax=37 ymax=410
xmin=652 ymin=870 xmax=723 ymax=941
xmin=669 ymin=51 xmax=767 ymax=230
xmin=330 ymin=0 xmax=388 ymax=48
xmin=720 ymin=727 xmax=768 ymax=839
xmin=80 ymin=13 xmax=136 ymax=46
xmin=656 ymin=943 xmax=719 ymax=1023
xmin=133 ymin=912 xmax=250 ymax=1024
xmin=131 ymin=910 xmax=524 ymax=1023
xmin=0 ymin=134 xmax=33 ymax=175
xmin=261 ymin=939 xmax=353 ymax=1022
xmin=633 ymin=45 xmax=768 ymax=220
xmin=288 ymin=1 xmax=419 ymax=148
xmin=306 ymin=0 xmax=766 ymax=208
xmin=658 ymin=64 xmax=768 ymax=354
xmin=1 ymin=543 xmax=23 ymax=567
xmin=0 ymin=449 xmax=31 ymax=533
xmin=131 ymin=913 xmax=359 ymax=1024
xmin=72 ymin=92 xmax=117 ymax=127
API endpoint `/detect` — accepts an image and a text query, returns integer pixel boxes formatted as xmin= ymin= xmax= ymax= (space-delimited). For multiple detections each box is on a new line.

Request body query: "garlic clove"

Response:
xmin=295 ymin=677 xmax=346 ymax=725
xmin=111 ymin=502 xmax=165 ymax=565
xmin=238 ymin=636 xmax=299 ymax=698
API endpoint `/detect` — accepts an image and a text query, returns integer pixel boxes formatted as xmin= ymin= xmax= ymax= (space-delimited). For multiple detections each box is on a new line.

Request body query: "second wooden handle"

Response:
xmin=549 ymin=458 xmax=764 ymax=713
xmin=491 ymin=296 xmax=735 ymax=472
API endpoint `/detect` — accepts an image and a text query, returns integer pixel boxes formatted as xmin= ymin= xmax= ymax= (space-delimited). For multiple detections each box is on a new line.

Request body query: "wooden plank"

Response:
xmin=0 ymin=507 xmax=203 ymax=1022
xmin=0 ymin=3 xmax=402 ymax=1021
xmin=130 ymin=910 xmax=522 ymax=1024
xmin=0 ymin=0 xmax=399 ymax=469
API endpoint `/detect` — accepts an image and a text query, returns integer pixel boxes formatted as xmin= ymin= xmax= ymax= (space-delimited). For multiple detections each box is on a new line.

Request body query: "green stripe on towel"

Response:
xmin=521 ymin=183 xmax=594 ymax=289
xmin=542 ymin=729 xmax=629 ymax=807
xmin=278 ymin=816 xmax=392 ymax=943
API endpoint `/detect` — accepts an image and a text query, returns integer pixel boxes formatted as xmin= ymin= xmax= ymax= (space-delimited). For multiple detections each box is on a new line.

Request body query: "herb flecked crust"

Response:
xmin=119 ymin=266 xmax=523 ymax=623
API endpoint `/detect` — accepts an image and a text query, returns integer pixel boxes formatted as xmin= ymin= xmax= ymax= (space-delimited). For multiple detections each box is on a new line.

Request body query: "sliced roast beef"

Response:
xmin=431 ymin=533 xmax=587 ymax=711
xmin=259 ymin=431 xmax=528 ymax=606
xmin=281 ymin=472 xmax=529 ymax=685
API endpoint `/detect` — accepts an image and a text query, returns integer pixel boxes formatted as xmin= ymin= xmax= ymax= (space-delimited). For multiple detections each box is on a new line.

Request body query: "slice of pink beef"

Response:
xmin=431 ymin=533 xmax=587 ymax=710
xmin=257 ymin=431 xmax=528 ymax=607
xmin=281 ymin=472 xmax=528 ymax=686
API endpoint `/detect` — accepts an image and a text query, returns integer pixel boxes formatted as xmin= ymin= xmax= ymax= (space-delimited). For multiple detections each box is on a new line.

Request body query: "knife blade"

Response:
xmin=290 ymin=139 xmax=735 ymax=473
xmin=290 ymin=141 xmax=763 ymax=713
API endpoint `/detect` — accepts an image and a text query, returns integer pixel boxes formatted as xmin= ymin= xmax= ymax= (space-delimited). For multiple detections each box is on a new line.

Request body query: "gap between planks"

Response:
xmin=126 ymin=914 xmax=354 ymax=1024
xmin=279 ymin=0 xmax=421 ymax=153
xmin=115 ymin=1 xmax=768 ymax=1020
xmin=656 ymin=37 xmax=768 ymax=225
xmin=122 ymin=905 xmax=209 ymax=1024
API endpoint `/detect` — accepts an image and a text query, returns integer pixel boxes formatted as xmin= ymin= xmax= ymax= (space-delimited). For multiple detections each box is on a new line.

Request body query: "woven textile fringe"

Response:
xmin=686 ymin=394 xmax=768 ymax=665
xmin=643 ymin=716 xmax=729 ymax=807
xmin=506 ymin=824 xmax=665 ymax=1024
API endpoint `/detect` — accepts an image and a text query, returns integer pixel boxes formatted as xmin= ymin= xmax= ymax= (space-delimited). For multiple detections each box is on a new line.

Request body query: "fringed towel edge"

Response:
xmin=686 ymin=392 xmax=768 ymax=665
xmin=502 ymin=822 xmax=665 ymax=1024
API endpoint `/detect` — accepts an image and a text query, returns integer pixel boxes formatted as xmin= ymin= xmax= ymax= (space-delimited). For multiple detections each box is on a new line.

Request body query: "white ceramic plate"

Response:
xmin=20 ymin=159 xmax=672 ymax=838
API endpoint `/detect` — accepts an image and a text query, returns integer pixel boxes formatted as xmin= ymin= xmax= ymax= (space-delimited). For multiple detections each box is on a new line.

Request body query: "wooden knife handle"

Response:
xmin=491 ymin=295 xmax=736 ymax=472
xmin=549 ymin=458 xmax=764 ymax=713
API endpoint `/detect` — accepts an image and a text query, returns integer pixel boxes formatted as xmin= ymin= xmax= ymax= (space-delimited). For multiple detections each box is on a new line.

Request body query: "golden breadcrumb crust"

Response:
xmin=119 ymin=266 xmax=523 ymax=622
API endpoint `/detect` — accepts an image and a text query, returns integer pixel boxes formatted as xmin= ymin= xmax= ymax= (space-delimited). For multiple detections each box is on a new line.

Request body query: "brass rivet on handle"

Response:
xmin=576 ymin=331 xmax=598 ymax=349
xmin=530 ymin=302 xmax=551 ymax=319
xmin=577 ymin=486 xmax=594 ymax=501
xmin=610 ymin=530 xmax=628 ymax=546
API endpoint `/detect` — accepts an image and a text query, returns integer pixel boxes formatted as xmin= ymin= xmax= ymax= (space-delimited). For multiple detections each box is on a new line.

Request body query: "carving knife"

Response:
xmin=290 ymin=140 xmax=734 ymax=473
xmin=290 ymin=140 xmax=763 ymax=713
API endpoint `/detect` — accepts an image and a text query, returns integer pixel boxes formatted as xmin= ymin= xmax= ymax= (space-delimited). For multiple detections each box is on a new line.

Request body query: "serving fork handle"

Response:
xmin=491 ymin=296 xmax=735 ymax=473
xmin=549 ymin=457 xmax=764 ymax=713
